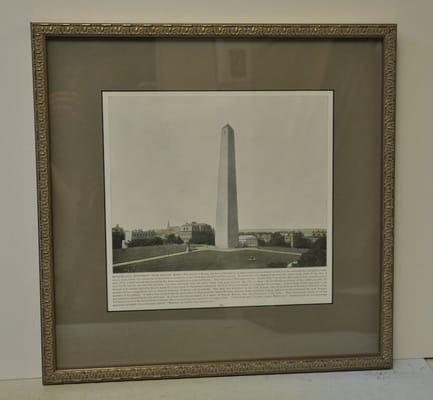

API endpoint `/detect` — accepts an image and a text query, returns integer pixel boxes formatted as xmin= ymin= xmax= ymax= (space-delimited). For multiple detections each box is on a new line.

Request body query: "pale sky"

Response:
xmin=103 ymin=91 xmax=332 ymax=231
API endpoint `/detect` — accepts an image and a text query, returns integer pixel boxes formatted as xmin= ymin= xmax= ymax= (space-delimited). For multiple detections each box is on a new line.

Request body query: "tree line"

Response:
xmin=258 ymin=232 xmax=314 ymax=249
xmin=297 ymin=237 xmax=327 ymax=267
xmin=112 ymin=231 xmax=214 ymax=249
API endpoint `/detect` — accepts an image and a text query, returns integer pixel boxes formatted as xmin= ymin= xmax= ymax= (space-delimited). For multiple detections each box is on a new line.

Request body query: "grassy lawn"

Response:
xmin=113 ymin=249 xmax=300 ymax=273
xmin=113 ymin=244 xmax=186 ymax=264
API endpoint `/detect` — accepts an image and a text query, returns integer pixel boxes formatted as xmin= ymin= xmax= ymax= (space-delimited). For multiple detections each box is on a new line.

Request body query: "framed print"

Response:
xmin=32 ymin=23 xmax=396 ymax=384
xmin=104 ymin=90 xmax=333 ymax=311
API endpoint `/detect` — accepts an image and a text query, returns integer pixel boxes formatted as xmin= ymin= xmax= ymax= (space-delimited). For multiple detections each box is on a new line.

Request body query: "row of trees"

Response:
xmin=126 ymin=234 xmax=185 ymax=248
xmin=112 ymin=230 xmax=125 ymax=250
xmin=297 ymin=237 xmax=327 ymax=267
xmin=127 ymin=237 xmax=164 ymax=247
xmin=258 ymin=232 xmax=314 ymax=249
xmin=188 ymin=231 xmax=215 ymax=245
xmin=113 ymin=232 xmax=215 ymax=249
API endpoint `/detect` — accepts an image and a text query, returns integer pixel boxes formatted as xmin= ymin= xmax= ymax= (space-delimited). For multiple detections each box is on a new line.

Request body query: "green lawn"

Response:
xmin=113 ymin=244 xmax=186 ymax=264
xmin=113 ymin=249 xmax=300 ymax=273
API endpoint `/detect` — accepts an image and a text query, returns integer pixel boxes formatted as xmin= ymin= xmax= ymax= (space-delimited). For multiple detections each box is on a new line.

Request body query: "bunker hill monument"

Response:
xmin=215 ymin=124 xmax=239 ymax=248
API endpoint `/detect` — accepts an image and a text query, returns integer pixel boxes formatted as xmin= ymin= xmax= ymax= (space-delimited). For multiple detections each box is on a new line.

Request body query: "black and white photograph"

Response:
xmin=103 ymin=91 xmax=333 ymax=311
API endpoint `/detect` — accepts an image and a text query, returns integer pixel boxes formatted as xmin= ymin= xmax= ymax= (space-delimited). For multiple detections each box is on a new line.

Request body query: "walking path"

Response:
xmin=113 ymin=249 xmax=204 ymax=267
xmin=243 ymin=248 xmax=302 ymax=256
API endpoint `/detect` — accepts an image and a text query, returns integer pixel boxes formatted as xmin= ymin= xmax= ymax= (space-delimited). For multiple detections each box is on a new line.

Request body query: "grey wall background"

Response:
xmin=0 ymin=0 xmax=432 ymax=380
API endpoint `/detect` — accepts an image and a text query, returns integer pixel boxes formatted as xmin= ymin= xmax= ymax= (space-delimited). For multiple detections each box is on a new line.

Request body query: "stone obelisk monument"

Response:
xmin=215 ymin=123 xmax=239 ymax=248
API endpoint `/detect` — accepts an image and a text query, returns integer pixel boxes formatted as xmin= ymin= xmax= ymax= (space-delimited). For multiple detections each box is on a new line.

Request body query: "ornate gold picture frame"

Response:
xmin=32 ymin=23 xmax=396 ymax=384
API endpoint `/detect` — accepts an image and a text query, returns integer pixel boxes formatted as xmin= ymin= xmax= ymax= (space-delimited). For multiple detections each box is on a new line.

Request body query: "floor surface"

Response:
xmin=1 ymin=359 xmax=432 ymax=399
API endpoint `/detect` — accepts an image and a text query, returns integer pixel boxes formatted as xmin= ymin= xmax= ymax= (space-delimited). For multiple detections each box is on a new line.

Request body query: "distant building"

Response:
xmin=237 ymin=228 xmax=326 ymax=248
xmin=306 ymin=229 xmax=326 ymax=243
xmin=122 ymin=230 xmax=132 ymax=248
xmin=154 ymin=224 xmax=181 ymax=239
xmin=179 ymin=222 xmax=213 ymax=242
xmin=238 ymin=234 xmax=258 ymax=247
xmin=255 ymin=232 xmax=272 ymax=243
xmin=124 ymin=231 xmax=132 ymax=241
xmin=131 ymin=229 xmax=156 ymax=241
